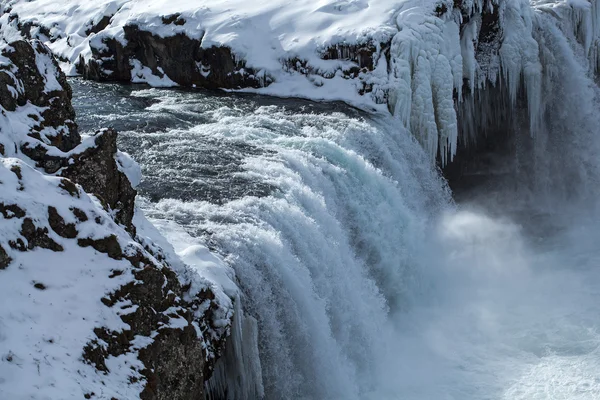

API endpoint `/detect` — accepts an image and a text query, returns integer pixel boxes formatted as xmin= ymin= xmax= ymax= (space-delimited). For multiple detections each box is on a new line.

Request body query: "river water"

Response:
xmin=72 ymin=78 xmax=600 ymax=400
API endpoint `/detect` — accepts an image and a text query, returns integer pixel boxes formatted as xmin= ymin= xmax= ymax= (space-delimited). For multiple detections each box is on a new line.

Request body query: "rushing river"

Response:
xmin=72 ymin=78 xmax=600 ymax=400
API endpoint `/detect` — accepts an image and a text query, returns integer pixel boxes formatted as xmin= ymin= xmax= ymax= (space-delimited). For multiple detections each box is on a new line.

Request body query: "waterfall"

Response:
xmin=142 ymin=108 xmax=451 ymax=399
xmin=69 ymin=0 xmax=600 ymax=396
xmin=189 ymin=3 xmax=600 ymax=397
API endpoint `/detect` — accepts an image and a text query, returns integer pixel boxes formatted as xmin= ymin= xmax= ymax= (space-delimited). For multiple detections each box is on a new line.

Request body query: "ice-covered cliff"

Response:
xmin=2 ymin=0 xmax=599 ymax=165
xmin=0 ymin=28 xmax=233 ymax=400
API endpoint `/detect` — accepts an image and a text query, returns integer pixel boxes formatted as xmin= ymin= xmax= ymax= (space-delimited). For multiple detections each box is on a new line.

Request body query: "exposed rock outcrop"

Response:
xmin=0 ymin=39 xmax=79 ymax=150
xmin=81 ymin=26 xmax=266 ymax=89
xmin=61 ymin=128 xmax=138 ymax=233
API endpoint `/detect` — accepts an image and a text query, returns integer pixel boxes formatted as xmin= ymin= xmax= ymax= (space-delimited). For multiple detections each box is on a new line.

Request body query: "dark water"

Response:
xmin=72 ymin=79 xmax=368 ymax=204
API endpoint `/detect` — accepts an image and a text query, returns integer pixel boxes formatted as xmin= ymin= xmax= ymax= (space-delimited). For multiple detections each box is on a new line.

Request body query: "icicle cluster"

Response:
xmin=383 ymin=0 xmax=600 ymax=165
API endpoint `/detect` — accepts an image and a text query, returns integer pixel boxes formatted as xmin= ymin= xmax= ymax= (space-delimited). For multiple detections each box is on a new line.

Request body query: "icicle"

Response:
xmin=384 ymin=0 xmax=600 ymax=164
xmin=461 ymin=18 xmax=480 ymax=93
xmin=205 ymin=297 xmax=264 ymax=400
xmin=388 ymin=10 xmax=462 ymax=164
xmin=432 ymin=53 xmax=459 ymax=164
xmin=388 ymin=38 xmax=414 ymax=130
xmin=410 ymin=52 xmax=439 ymax=160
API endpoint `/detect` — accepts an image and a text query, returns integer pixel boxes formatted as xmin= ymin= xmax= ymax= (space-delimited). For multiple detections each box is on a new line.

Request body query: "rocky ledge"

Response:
xmin=0 ymin=37 xmax=231 ymax=399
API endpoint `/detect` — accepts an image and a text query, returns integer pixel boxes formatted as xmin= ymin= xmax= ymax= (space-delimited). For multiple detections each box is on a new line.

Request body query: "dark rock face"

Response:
xmin=17 ymin=217 xmax=64 ymax=251
xmin=82 ymin=25 xmax=265 ymax=89
xmin=0 ymin=40 xmax=136 ymax=231
xmin=0 ymin=244 xmax=11 ymax=270
xmin=77 ymin=21 xmax=380 ymax=91
xmin=321 ymin=42 xmax=377 ymax=71
xmin=85 ymin=14 xmax=112 ymax=36
xmin=62 ymin=128 xmax=138 ymax=233
xmin=82 ymin=240 xmax=223 ymax=400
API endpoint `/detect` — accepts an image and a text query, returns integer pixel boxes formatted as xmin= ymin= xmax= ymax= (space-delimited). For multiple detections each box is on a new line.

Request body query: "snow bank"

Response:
xmin=0 ymin=31 xmax=233 ymax=399
xmin=0 ymin=156 xmax=146 ymax=399
xmin=2 ymin=0 xmax=599 ymax=162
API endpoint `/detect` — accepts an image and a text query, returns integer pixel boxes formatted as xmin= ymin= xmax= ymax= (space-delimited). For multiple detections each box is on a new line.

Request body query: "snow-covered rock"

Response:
xmin=2 ymin=0 xmax=599 ymax=166
xmin=0 ymin=31 xmax=232 ymax=400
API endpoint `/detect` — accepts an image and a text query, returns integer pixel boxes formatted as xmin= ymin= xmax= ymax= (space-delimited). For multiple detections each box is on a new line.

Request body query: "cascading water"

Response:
xmin=74 ymin=84 xmax=451 ymax=398
xmin=70 ymin=5 xmax=600 ymax=397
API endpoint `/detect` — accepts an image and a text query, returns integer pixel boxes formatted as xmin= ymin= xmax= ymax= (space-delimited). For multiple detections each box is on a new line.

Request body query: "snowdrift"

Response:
xmin=2 ymin=0 xmax=599 ymax=164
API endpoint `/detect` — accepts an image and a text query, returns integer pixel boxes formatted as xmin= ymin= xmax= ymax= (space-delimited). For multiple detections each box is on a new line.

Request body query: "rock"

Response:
xmin=82 ymin=25 xmax=264 ymax=89
xmin=321 ymin=42 xmax=377 ymax=71
xmin=0 ymin=45 xmax=137 ymax=231
xmin=48 ymin=206 xmax=78 ymax=239
xmin=0 ymin=40 xmax=80 ymax=152
xmin=77 ymin=235 xmax=123 ymax=260
xmin=82 ymin=245 xmax=223 ymax=400
xmin=85 ymin=14 xmax=112 ymax=35
xmin=61 ymin=129 xmax=138 ymax=233
xmin=19 ymin=217 xmax=64 ymax=252
xmin=0 ymin=245 xmax=11 ymax=270
xmin=0 ymin=203 xmax=26 ymax=219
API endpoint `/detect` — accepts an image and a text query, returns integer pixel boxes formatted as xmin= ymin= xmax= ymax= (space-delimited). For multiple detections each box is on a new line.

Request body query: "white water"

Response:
xmin=125 ymin=94 xmax=600 ymax=399
xmin=72 ymin=10 xmax=600 ymax=397
xmin=136 ymin=108 xmax=451 ymax=399
xmin=125 ymin=98 xmax=600 ymax=399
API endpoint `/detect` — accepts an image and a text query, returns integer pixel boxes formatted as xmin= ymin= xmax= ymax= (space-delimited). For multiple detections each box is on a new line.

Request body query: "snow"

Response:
xmin=115 ymin=150 xmax=141 ymax=188
xmin=130 ymin=59 xmax=178 ymax=87
xmin=1 ymin=0 xmax=399 ymax=69
xmin=34 ymin=42 xmax=64 ymax=93
xmin=138 ymin=215 xmax=237 ymax=312
xmin=0 ymin=157 xmax=146 ymax=399
xmin=3 ymin=0 xmax=600 ymax=163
